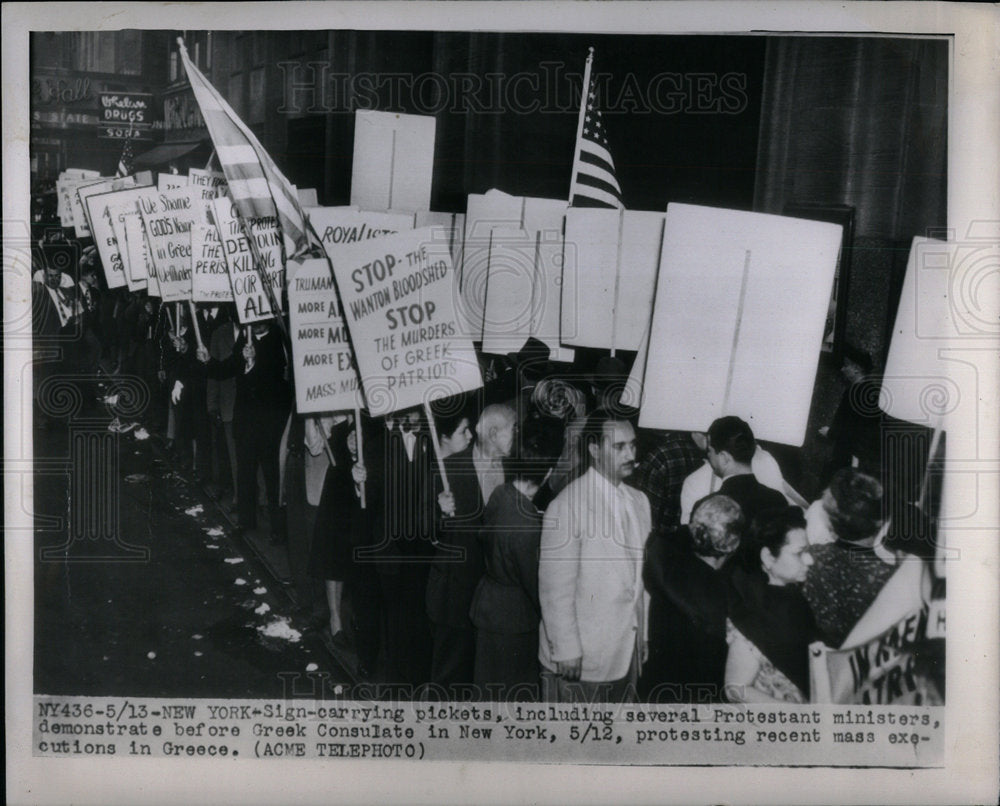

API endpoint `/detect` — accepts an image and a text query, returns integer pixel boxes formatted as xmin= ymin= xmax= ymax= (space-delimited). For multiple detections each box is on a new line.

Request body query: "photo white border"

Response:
xmin=5 ymin=3 xmax=998 ymax=804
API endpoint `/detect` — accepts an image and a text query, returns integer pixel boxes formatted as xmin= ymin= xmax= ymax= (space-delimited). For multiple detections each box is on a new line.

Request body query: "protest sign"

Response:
xmin=138 ymin=186 xmax=207 ymax=302
xmin=351 ymin=110 xmax=435 ymax=212
xmin=328 ymin=226 xmax=483 ymax=417
xmin=415 ymin=211 xmax=465 ymax=270
xmin=103 ymin=186 xmax=162 ymax=291
xmin=522 ymin=197 xmax=573 ymax=362
xmin=639 ymin=203 xmax=842 ymax=446
xmin=809 ymin=603 xmax=941 ymax=705
xmin=157 ymin=173 xmax=189 ymax=191
xmin=880 ymin=237 xmax=969 ymax=429
xmin=108 ymin=212 xmax=145 ymax=292
xmin=190 ymin=222 xmax=234 ymax=303
xmin=561 ymin=208 xmax=662 ymax=351
xmin=288 ymin=256 xmax=363 ymax=414
xmin=212 ymin=197 xmax=284 ymax=323
xmin=123 ymin=213 xmax=159 ymax=296
xmin=56 ymin=171 xmax=99 ymax=227
xmin=307 ymin=207 xmax=416 ymax=254
xmin=188 ymin=168 xmax=228 ymax=196
xmin=481 ymin=227 xmax=538 ymax=355
xmin=70 ymin=179 xmax=111 ymax=238
xmin=459 ymin=191 xmax=525 ymax=338
xmin=85 ymin=184 xmax=155 ymax=290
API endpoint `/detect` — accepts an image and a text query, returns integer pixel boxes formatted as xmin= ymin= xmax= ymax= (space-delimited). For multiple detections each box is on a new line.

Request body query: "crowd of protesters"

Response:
xmin=32 ymin=239 xmax=944 ymax=705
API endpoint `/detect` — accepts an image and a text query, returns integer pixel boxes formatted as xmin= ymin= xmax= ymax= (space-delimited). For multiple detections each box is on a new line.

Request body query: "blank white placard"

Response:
xmin=459 ymin=192 xmax=524 ymax=338
xmin=350 ymin=110 xmax=436 ymax=212
xmin=639 ymin=203 xmax=842 ymax=446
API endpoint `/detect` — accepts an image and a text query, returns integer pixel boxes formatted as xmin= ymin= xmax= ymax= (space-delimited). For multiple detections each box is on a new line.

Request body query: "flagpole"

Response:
xmin=568 ymin=47 xmax=595 ymax=204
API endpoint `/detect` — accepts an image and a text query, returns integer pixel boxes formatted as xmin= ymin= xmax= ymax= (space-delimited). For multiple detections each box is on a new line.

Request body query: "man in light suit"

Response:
xmin=539 ymin=409 xmax=651 ymax=703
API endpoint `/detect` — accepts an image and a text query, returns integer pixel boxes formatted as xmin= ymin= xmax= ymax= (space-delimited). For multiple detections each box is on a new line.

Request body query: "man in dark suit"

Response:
xmin=705 ymin=416 xmax=787 ymax=526
xmin=232 ymin=320 xmax=291 ymax=541
xmin=355 ymin=408 xmax=437 ymax=692
xmin=427 ymin=403 xmax=517 ymax=697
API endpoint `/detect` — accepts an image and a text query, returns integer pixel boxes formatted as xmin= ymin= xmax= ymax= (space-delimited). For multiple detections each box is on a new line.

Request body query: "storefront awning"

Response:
xmin=132 ymin=139 xmax=206 ymax=168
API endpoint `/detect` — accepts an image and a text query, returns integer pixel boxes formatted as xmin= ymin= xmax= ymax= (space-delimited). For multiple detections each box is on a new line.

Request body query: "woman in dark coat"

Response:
xmin=725 ymin=506 xmax=820 ymax=704
xmin=470 ymin=429 xmax=559 ymax=701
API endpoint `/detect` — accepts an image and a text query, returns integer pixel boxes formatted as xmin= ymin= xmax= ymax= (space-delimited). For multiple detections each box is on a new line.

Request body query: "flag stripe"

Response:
xmin=178 ymin=42 xmax=308 ymax=256
xmin=569 ymin=51 xmax=624 ymax=210
xmin=577 ymin=157 xmax=622 ymax=193
xmin=571 ymin=185 xmax=622 ymax=208
xmin=574 ymin=172 xmax=622 ymax=200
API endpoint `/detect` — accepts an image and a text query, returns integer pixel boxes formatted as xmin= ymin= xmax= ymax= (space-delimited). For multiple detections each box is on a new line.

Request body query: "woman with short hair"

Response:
xmin=725 ymin=506 xmax=819 ymax=704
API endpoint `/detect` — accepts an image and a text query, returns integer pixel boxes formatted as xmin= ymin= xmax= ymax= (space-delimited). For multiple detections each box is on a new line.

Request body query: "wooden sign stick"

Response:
xmin=424 ymin=401 xmax=450 ymax=495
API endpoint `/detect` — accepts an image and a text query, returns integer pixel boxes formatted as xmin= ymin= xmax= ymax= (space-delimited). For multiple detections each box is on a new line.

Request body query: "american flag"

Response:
xmin=177 ymin=38 xmax=309 ymax=258
xmin=569 ymin=49 xmax=624 ymax=209
xmin=115 ymin=126 xmax=135 ymax=178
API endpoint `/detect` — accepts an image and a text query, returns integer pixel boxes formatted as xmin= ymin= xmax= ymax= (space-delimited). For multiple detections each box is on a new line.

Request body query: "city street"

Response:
xmin=32 ymin=381 xmax=350 ymax=700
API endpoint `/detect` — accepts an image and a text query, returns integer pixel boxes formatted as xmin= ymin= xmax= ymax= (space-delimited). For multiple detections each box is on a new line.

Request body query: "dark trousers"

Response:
xmin=378 ymin=567 xmax=432 ymax=693
xmin=430 ymin=622 xmax=476 ymax=695
xmin=348 ymin=553 xmax=383 ymax=672
xmin=234 ymin=406 xmax=285 ymax=534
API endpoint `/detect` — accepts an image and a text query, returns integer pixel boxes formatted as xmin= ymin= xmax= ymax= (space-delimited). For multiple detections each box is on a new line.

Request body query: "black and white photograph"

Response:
xmin=5 ymin=2 xmax=997 ymax=804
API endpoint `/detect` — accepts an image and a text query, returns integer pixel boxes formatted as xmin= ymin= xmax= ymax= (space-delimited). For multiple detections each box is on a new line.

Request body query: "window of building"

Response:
xmin=73 ymin=32 xmax=116 ymax=73
xmin=117 ymin=30 xmax=142 ymax=76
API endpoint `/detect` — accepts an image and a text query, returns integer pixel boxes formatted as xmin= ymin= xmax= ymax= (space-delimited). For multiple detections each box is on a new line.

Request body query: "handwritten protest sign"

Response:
xmin=809 ymin=603 xmax=941 ymax=705
xmin=289 ymin=257 xmax=363 ymax=414
xmin=328 ymin=226 xmax=483 ymax=417
xmin=308 ymin=207 xmax=416 ymax=255
xmin=157 ymin=173 xmax=189 ymax=191
xmin=351 ymin=110 xmax=435 ymax=212
xmin=85 ymin=185 xmax=155 ymax=290
xmin=190 ymin=222 xmax=234 ymax=303
xmin=211 ymin=197 xmax=284 ymax=323
xmin=124 ymin=214 xmax=159 ymax=296
xmin=188 ymin=168 xmax=228 ymax=197
xmin=108 ymin=212 xmax=145 ymax=292
xmin=74 ymin=178 xmax=132 ymax=238
xmin=57 ymin=170 xmax=99 ymax=227
xmin=138 ymin=187 xmax=207 ymax=302
xmin=639 ymin=204 xmax=842 ymax=446
xmin=561 ymin=208 xmax=662 ymax=351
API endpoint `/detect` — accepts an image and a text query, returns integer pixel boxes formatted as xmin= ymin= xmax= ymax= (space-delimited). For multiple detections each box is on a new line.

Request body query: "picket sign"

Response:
xmin=327 ymin=225 xmax=483 ymax=418
xmin=190 ymin=222 xmax=234 ymax=303
xmin=123 ymin=213 xmax=159 ymax=296
xmin=84 ymin=184 xmax=156 ymax=290
xmin=212 ymin=197 xmax=284 ymax=324
xmin=157 ymin=172 xmax=189 ymax=191
xmin=188 ymin=167 xmax=228 ymax=196
xmin=57 ymin=170 xmax=100 ymax=227
xmin=288 ymin=256 xmax=364 ymax=415
xmin=561 ymin=208 xmax=663 ymax=353
xmin=351 ymin=110 xmax=435 ymax=213
xmin=138 ymin=186 xmax=208 ymax=303
xmin=809 ymin=602 xmax=942 ymax=705
xmin=639 ymin=204 xmax=842 ymax=447
xmin=459 ymin=191 xmax=524 ymax=339
xmin=289 ymin=208 xmax=415 ymax=415
xmin=74 ymin=177 xmax=136 ymax=239
xmin=460 ymin=192 xmax=572 ymax=361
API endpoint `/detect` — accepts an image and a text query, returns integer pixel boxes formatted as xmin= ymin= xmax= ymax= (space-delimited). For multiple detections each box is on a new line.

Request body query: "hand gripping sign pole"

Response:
xmin=304 ymin=212 xmax=368 ymax=508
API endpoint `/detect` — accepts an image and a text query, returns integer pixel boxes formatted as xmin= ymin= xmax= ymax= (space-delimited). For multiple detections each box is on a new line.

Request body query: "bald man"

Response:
xmin=427 ymin=403 xmax=516 ymax=696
